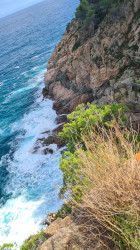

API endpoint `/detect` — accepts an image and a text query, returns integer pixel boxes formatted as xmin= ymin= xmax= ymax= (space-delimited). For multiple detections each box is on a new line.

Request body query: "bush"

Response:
xmin=59 ymin=103 xmax=132 ymax=197
xmin=72 ymin=125 xmax=140 ymax=249
xmin=75 ymin=0 xmax=122 ymax=27
xmin=66 ymin=22 xmax=70 ymax=33
xmin=54 ymin=203 xmax=72 ymax=219
xmin=58 ymin=102 xmax=140 ymax=248
xmin=60 ymin=122 xmax=140 ymax=248
xmin=72 ymin=40 xmax=81 ymax=52
xmin=20 ymin=230 xmax=46 ymax=250
xmin=0 ymin=244 xmax=17 ymax=250
xmin=59 ymin=103 xmax=128 ymax=153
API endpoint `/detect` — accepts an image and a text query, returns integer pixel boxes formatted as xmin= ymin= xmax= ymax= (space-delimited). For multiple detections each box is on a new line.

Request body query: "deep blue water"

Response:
xmin=0 ymin=0 xmax=79 ymax=245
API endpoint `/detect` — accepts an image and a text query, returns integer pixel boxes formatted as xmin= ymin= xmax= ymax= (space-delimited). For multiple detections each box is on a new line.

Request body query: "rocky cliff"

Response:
xmin=44 ymin=0 xmax=140 ymax=116
xmin=38 ymin=211 xmax=113 ymax=250
xmin=38 ymin=2 xmax=140 ymax=249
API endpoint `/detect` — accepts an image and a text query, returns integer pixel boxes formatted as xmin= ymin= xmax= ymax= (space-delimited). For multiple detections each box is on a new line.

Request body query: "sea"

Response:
xmin=0 ymin=0 xmax=79 ymax=246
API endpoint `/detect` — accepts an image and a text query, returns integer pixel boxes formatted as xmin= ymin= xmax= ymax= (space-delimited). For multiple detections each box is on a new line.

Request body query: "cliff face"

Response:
xmin=38 ymin=216 xmax=85 ymax=250
xmin=44 ymin=0 xmax=140 ymax=114
xmin=38 ymin=211 xmax=113 ymax=250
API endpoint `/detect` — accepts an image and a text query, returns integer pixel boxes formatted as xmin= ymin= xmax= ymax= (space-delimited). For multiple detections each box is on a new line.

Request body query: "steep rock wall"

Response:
xmin=44 ymin=0 xmax=140 ymax=114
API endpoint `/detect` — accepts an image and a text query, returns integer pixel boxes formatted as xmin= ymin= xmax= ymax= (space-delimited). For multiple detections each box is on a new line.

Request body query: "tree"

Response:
xmin=75 ymin=0 xmax=122 ymax=26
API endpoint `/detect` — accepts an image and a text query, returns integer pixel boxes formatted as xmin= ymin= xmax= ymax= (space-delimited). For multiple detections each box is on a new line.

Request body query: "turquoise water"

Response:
xmin=0 ymin=0 xmax=79 ymax=245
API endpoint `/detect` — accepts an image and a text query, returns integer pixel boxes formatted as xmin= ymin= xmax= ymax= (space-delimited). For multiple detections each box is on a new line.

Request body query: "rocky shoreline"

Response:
xmin=38 ymin=214 xmax=85 ymax=250
xmin=43 ymin=0 xmax=140 ymax=116
xmin=31 ymin=1 xmax=140 ymax=249
xmin=33 ymin=114 xmax=67 ymax=155
xmin=39 ymin=0 xmax=140 ymax=157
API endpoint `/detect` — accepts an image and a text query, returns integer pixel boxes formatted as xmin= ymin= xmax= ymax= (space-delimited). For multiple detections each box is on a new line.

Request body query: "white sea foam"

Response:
xmin=0 ymin=81 xmax=4 ymax=88
xmin=0 ymin=129 xmax=3 ymax=135
xmin=31 ymin=64 xmax=46 ymax=72
xmin=3 ymin=84 xmax=39 ymax=104
xmin=10 ymin=91 xmax=56 ymax=137
xmin=0 ymin=143 xmax=62 ymax=246
xmin=32 ymin=54 xmax=42 ymax=59
xmin=0 ymin=65 xmax=63 ymax=246
xmin=21 ymin=64 xmax=46 ymax=77
xmin=3 ymin=68 xmax=46 ymax=104
xmin=0 ymin=195 xmax=44 ymax=247
xmin=32 ymin=52 xmax=47 ymax=60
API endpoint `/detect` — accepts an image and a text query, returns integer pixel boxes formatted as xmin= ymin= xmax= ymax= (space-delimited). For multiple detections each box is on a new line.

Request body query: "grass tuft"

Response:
xmin=64 ymin=123 xmax=140 ymax=249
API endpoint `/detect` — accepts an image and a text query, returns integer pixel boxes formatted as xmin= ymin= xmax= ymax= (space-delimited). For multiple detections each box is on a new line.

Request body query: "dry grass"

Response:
xmin=70 ymin=123 xmax=140 ymax=249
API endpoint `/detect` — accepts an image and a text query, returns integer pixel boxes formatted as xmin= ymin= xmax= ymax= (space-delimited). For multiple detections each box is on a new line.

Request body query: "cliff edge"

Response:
xmin=43 ymin=0 xmax=140 ymax=115
xmin=39 ymin=1 xmax=140 ymax=249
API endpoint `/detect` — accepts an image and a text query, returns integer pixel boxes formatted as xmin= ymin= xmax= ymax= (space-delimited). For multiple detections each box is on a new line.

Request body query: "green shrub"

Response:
xmin=66 ymin=22 xmax=70 ymax=33
xmin=0 ymin=243 xmax=17 ymax=250
xmin=70 ymin=125 xmax=140 ymax=249
xmin=54 ymin=203 xmax=72 ymax=219
xmin=75 ymin=0 xmax=95 ymax=24
xmin=72 ymin=40 xmax=81 ymax=52
xmin=58 ymin=104 xmax=129 ymax=197
xmin=59 ymin=150 xmax=84 ymax=198
xmin=59 ymin=103 xmax=128 ymax=153
xmin=59 ymin=111 xmax=140 ymax=249
xmin=20 ymin=230 xmax=46 ymax=250
xmin=58 ymin=47 xmax=61 ymax=52
xmin=75 ymin=0 xmax=122 ymax=27
xmin=113 ymin=213 xmax=140 ymax=249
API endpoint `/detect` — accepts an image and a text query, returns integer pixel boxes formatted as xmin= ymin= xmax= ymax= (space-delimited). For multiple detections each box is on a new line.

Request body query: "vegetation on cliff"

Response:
xmin=58 ymin=104 xmax=129 ymax=196
xmin=39 ymin=0 xmax=140 ymax=245
xmin=20 ymin=230 xmax=46 ymax=250
xmin=58 ymin=103 xmax=140 ymax=249
xmin=4 ymin=0 xmax=140 ymax=246
xmin=44 ymin=0 xmax=140 ymax=114
xmin=3 ymin=101 xmax=140 ymax=249
xmin=75 ymin=0 xmax=123 ymax=27
xmin=0 ymin=243 xmax=17 ymax=250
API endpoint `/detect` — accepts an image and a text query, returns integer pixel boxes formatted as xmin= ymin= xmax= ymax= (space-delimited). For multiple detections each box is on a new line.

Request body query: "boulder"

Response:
xmin=39 ymin=227 xmax=84 ymax=250
xmin=55 ymin=115 xmax=67 ymax=124
xmin=33 ymin=124 xmax=65 ymax=155
xmin=43 ymin=217 xmax=71 ymax=239
xmin=38 ymin=216 xmax=85 ymax=250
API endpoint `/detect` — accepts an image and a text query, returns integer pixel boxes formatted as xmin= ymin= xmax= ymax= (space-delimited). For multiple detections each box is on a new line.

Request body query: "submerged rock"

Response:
xmin=43 ymin=148 xmax=53 ymax=155
xmin=33 ymin=123 xmax=65 ymax=155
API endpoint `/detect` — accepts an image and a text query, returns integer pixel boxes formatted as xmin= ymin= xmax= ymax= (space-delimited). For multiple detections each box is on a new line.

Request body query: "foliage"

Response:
xmin=59 ymin=150 xmax=84 ymax=198
xmin=59 ymin=121 xmax=140 ymax=249
xmin=113 ymin=213 xmax=140 ymax=249
xmin=58 ymin=102 xmax=140 ymax=248
xmin=59 ymin=103 xmax=128 ymax=153
xmin=20 ymin=229 xmax=46 ymax=250
xmin=75 ymin=0 xmax=122 ymax=26
xmin=72 ymin=40 xmax=81 ymax=52
xmin=0 ymin=244 xmax=17 ymax=250
xmin=76 ymin=126 xmax=140 ymax=249
xmin=66 ymin=22 xmax=71 ymax=33
xmin=54 ymin=203 xmax=72 ymax=219
xmin=75 ymin=0 xmax=95 ymax=25
xmin=59 ymin=104 xmax=130 ymax=197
